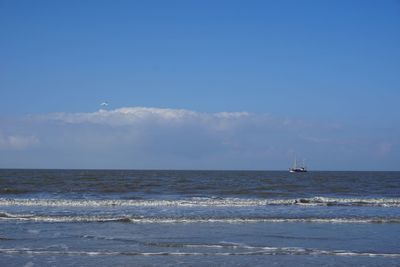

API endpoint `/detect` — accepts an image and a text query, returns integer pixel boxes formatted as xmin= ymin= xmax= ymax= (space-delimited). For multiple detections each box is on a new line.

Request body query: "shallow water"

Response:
xmin=0 ymin=170 xmax=399 ymax=266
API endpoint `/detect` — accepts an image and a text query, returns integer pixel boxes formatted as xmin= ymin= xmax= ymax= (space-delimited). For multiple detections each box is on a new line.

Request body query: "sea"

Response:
xmin=0 ymin=169 xmax=399 ymax=266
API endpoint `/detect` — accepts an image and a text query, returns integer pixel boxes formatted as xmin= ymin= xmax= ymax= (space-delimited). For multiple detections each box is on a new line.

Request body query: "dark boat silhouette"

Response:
xmin=289 ymin=157 xmax=307 ymax=173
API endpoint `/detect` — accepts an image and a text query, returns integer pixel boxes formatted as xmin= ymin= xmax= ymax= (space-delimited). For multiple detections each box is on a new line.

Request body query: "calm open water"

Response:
xmin=0 ymin=169 xmax=399 ymax=266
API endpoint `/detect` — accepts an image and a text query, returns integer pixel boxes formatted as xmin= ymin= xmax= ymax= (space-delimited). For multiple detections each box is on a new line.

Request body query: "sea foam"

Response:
xmin=1 ymin=197 xmax=399 ymax=207
xmin=0 ymin=211 xmax=399 ymax=224
xmin=0 ymin=246 xmax=399 ymax=257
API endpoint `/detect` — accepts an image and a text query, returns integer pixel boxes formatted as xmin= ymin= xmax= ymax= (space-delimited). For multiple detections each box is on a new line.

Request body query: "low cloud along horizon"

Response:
xmin=0 ymin=106 xmax=397 ymax=170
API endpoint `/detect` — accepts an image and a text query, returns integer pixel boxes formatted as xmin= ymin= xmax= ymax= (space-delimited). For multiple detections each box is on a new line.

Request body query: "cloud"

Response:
xmin=1 ymin=106 xmax=398 ymax=170
xmin=32 ymin=107 xmax=278 ymax=151
xmin=36 ymin=107 xmax=252 ymax=128
xmin=31 ymin=107 xmax=309 ymax=149
xmin=21 ymin=107 xmax=308 ymax=168
xmin=0 ymin=133 xmax=39 ymax=150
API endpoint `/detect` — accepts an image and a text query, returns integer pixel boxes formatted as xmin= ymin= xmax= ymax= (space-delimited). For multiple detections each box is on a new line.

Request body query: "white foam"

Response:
xmin=0 ymin=247 xmax=398 ymax=257
xmin=0 ymin=197 xmax=399 ymax=207
xmin=0 ymin=212 xmax=399 ymax=224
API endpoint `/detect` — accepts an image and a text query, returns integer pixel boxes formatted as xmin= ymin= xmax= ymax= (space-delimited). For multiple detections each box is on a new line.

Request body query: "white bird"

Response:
xmin=100 ymin=101 xmax=109 ymax=107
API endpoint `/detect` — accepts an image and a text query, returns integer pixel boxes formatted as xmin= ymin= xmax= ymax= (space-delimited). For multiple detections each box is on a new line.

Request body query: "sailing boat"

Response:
xmin=289 ymin=157 xmax=307 ymax=173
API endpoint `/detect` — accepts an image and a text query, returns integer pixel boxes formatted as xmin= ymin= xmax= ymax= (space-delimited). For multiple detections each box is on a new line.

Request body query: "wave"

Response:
xmin=0 ymin=212 xmax=399 ymax=224
xmin=0 ymin=247 xmax=398 ymax=258
xmin=1 ymin=197 xmax=399 ymax=207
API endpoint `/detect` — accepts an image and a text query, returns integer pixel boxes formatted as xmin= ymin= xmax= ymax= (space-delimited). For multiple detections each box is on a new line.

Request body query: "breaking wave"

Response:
xmin=0 ymin=212 xmax=398 ymax=224
xmin=1 ymin=197 xmax=399 ymax=207
xmin=0 ymin=246 xmax=398 ymax=257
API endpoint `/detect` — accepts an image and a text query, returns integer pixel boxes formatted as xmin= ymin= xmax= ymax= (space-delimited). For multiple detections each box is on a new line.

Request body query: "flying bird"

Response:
xmin=100 ymin=101 xmax=109 ymax=107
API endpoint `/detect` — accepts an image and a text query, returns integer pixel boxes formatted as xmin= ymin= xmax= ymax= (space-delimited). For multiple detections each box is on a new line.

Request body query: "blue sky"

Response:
xmin=0 ymin=0 xmax=399 ymax=170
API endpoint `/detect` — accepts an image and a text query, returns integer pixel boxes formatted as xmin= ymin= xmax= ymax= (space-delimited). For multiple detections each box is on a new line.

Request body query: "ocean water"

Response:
xmin=0 ymin=170 xmax=399 ymax=266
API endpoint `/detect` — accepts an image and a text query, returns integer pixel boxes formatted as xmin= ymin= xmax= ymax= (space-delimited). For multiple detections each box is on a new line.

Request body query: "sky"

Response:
xmin=0 ymin=0 xmax=399 ymax=170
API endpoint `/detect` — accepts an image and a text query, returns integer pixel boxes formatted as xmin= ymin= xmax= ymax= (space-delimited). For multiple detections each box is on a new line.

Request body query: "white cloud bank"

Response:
xmin=0 ymin=133 xmax=39 ymax=150
xmin=38 ymin=107 xmax=258 ymax=129
xmin=1 ymin=106 xmax=398 ymax=170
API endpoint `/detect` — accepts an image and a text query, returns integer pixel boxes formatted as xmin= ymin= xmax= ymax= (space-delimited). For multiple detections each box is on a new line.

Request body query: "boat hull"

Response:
xmin=289 ymin=168 xmax=307 ymax=173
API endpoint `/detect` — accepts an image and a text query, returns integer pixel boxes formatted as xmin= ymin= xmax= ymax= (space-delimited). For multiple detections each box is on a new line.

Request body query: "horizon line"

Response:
xmin=0 ymin=167 xmax=398 ymax=172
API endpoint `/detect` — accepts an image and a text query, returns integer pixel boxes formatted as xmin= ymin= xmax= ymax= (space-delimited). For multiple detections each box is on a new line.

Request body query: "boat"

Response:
xmin=289 ymin=157 xmax=307 ymax=172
